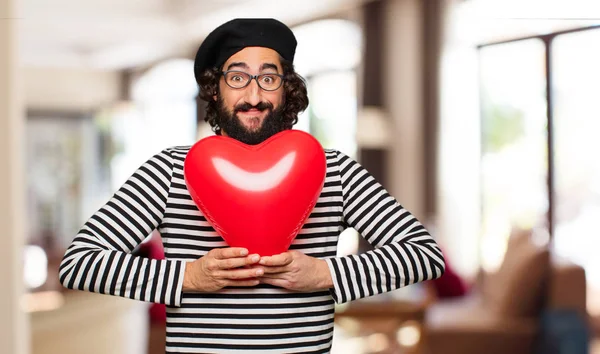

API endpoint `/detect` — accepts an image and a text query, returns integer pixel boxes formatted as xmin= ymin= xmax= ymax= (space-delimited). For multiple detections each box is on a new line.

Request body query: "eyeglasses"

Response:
xmin=221 ymin=70 xmax=284 ymax=91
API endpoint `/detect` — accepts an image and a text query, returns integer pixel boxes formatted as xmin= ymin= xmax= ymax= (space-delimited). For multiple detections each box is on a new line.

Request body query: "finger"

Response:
xmin=255 ymin=265 xmax=288 ymax=274
xmin=225 ymin=279 xmax=260 ymax=287
xmin=259 ymin=252 xmax=293 ymax=266
xmin=213 ymin=247 xmax=249 ymax=259
xmin=257 ymin=273 xmax=286 ymax=280
xmin=259 ymin=277 xmax=290 ymax=289
xmin=217 ymin=254 xmax=260 ymax=269
xmin=217 ymin=267 xmax=264 ymax=280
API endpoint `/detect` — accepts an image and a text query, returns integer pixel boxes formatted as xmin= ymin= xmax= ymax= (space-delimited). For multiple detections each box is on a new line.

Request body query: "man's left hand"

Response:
xmin=255 ymin=250 xmax=333 ymax=292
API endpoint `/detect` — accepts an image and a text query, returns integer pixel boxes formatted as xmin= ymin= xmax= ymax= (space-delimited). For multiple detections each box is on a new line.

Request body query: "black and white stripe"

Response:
xmin=60 ymin=145 xmax=445 ymax=353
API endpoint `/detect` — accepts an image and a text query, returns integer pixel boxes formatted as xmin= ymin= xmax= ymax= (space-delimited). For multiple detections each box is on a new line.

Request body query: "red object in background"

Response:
xmin=184 ymin=130 xmax=327 ymax=256
xmin=430 ymin=248 xmax=469 ymax=298
xmin=135 ymin=231 xmax=166 ymax=323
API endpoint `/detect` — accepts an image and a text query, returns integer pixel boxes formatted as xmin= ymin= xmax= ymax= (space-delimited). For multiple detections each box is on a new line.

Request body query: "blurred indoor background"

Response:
xmin=2 ymin=0 xmax=600 ymax=353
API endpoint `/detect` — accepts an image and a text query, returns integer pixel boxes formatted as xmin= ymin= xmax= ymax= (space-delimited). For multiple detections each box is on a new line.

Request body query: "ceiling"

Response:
xmin=17 ymin=0 xmax=372 ymax=70
xmin=455 ymin=0 xmax=600 ymax=44
xmin=17 ymin=0 xmax=600 ymax=71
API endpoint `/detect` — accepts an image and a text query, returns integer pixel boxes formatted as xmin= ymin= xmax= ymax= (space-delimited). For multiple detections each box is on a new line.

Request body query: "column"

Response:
xmin=383 ymin=0 xmax=426 ymax=220
xmin=0 ymin=0 xmax=30 ymax=352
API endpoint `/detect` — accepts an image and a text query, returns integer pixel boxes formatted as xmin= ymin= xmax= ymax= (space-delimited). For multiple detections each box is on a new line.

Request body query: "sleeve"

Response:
xmin=58 ymin=149 xmax=187 ymax=307
xmin=324 ymin=151 xmax=446 ymax=304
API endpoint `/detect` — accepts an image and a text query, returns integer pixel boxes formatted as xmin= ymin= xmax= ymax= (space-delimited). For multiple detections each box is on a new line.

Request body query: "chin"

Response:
xmin=237 ymin=117 xmax=264 ymax=131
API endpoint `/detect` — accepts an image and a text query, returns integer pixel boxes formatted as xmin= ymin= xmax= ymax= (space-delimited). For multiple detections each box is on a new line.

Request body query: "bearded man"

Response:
xmin=60 ymin=18 xmax=445 ymax=353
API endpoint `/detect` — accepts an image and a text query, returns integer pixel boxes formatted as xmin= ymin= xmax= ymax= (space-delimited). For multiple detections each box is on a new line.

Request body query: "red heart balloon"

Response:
xmin=183 ymin=130 xmax=327 ymax=256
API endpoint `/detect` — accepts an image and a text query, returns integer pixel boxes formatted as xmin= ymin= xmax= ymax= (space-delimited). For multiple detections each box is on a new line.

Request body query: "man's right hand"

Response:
xmin=182 ymin=248 xmax=263 ymax=292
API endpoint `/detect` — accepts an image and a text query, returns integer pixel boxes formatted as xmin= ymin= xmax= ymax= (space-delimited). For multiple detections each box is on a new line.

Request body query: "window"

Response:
xmin=478 ymin=25 xmax=600 ymax=314
xmin=111 ymin=59 xmax=198 ymax=188
xmin=24 ymin=112 xmax=102 ymax=292
xmin=292 ymin=19 xmax=362 ymax=159
xmin=552 ymin=29 xmax=600 ymax=289
xmin=478 ymin=39 xmax=548 ymax=271
xmin=292 ymin=19 xmax=363 ymax=256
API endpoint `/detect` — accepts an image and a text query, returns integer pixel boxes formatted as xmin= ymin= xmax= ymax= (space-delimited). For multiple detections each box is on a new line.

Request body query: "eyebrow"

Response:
xmin=226 ymin=62 xmax=248 ymax=71
xmin=226 ymin=62 xmax=280 ymax=72
xmin=260 ymin=63 xmax=279 ymax=72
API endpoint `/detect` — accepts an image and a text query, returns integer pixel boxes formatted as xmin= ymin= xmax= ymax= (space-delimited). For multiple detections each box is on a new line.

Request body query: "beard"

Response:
xmin=216 ymin=97 xmax=287 ymax=145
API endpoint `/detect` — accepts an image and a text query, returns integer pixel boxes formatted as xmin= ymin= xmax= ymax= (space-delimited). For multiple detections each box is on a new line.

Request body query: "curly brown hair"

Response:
xmin=197 ymin=57 xmax=309 ymax=135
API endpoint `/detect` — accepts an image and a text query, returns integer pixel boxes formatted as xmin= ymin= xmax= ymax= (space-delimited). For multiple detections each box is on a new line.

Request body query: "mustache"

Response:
xmin=234 ymin=101 xmax=273 ymax=113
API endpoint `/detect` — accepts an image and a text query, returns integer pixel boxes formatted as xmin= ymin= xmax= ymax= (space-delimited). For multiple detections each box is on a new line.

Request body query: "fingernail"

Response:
xmin=240 ymin=249 xmax=248 ymax=256
xmin=251 ymin=255 xmax=259 ymax=262
xmin=256 ymin=269 xmax=264 ymax=276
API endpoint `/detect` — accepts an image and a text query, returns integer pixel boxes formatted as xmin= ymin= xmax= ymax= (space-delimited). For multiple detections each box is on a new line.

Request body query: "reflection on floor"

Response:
xmin=592 ymin=339 xmax=600 ymax=354
xmin=333 ymin=324 xmax=395 ymax=354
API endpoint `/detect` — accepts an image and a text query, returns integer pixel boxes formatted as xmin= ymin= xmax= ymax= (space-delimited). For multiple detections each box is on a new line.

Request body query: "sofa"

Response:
xmin=423 ymin=229 xmax=588 ymax=354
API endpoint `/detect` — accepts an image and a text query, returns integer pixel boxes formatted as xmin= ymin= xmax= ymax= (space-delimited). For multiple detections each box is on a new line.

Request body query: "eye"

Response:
xmin=261 ymin=75 xmax=275 ymax=84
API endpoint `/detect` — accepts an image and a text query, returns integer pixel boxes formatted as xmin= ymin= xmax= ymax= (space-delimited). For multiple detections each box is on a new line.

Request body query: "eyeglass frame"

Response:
xmin=220 ymin=70 xmax=285 ymax=91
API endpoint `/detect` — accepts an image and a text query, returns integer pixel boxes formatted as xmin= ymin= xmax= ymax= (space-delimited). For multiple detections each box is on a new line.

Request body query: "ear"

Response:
xmin=212 ymin=84 xmax=219 ymax=101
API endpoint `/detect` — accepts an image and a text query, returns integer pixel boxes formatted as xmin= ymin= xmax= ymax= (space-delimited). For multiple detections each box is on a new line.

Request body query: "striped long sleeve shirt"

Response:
xmin=59 ymin=146 xmax=445 ymax=353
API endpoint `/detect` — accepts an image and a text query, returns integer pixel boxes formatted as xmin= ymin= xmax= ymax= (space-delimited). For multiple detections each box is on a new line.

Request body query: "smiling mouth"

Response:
xmin=238 ymin=109 xmax=263 ymax=116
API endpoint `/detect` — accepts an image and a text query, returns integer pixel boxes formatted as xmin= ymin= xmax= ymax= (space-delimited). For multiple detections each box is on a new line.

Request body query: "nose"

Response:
xmin=243 ymin=78 xmax=262 ymax=107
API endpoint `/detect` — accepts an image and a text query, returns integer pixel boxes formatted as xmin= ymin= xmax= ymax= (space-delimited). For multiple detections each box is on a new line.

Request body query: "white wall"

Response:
xmin=436 ymin=0 xmax=484 ymax=278
xmin=23 ymin=67 xmax=121 ymax=111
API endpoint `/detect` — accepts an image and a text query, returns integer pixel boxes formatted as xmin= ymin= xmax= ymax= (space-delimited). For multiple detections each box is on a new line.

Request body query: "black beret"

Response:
xmin=194 ymin=18 xmax=297 ymax=84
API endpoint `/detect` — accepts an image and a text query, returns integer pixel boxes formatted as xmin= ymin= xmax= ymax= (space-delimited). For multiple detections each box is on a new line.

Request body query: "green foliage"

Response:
xmin=482 ymin=102 xmax=525 ymax=153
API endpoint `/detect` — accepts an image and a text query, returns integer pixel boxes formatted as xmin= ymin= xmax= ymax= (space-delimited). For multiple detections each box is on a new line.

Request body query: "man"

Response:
xmin=59 ymin=18 xmax=445 ymax=353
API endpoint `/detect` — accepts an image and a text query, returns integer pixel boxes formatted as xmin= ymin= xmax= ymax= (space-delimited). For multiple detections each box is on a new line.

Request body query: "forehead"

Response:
xmin=223 ymin=47 xmax=282 ymax=70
